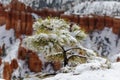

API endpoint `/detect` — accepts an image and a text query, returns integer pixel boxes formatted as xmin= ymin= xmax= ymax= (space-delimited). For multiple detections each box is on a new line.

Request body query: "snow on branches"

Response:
xmin=23 ymin=18 xmax=86 ymax=54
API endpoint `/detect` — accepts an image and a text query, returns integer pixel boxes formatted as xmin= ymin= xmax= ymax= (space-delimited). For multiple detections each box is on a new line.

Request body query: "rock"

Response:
xmin=26 ymin=13 xmax=33 ymax=35
xmin=3 ymin=62 xmax=12 ymax=80
xmin=116 ymin=57 xmax=120 ymax=62
xmin=5 ymin=11 xmax=12 ymax=30
xmin=79 ymin=16 xmax=89 ymax=32
xmin=18 ymin=46 xmax=27 ymax=60
xmin=113 ymin=18 xmax=120 ymax=34
xmin=21 ymin=12 xmax=27 ymax=34
xmin=0 ymin=57 xmax=2 ymax=65
xmin=10 ymin=59 xmax=18 ymax=72
xmin=0 ymin=47 xmax=2 ymax=56
xmin=89 ymin=16 xmax=95 ymax=31
xmin=105 ymin=16 xmax=113 ymax=28
xmin=53 ymin=61 xmax=61 ymax=71
xmin=28 ymin=52 xmax=42 ymax=72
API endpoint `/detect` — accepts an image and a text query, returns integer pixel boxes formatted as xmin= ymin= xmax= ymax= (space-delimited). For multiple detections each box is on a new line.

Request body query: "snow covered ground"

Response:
xmin=22 ymin=61 xmax=120 ymax=80
xmin=42 ymin=62 xmax=120 ymax=80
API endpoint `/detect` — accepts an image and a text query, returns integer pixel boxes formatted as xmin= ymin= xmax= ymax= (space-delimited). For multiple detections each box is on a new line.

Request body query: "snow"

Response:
xmin=43 ymin=62 xmax=120 ymax=80
xmin=0 ymin=25 xmax=15 ymax=48
xmin=80 ymin=27 xmax=120 ymax=61
xmin=3 ymin=39 xmax=20 ymax=63
xmin=66 ymin=1 xmax=120 ymax=16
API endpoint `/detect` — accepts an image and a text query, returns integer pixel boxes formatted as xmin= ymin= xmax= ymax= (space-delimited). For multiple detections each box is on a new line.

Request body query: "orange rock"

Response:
xmin=5 ymin=11 xmax=12 ymax=30
xmin=0 ymin=5 xmax=5 ymax=26
xmin=89 ymin=16 xmax=95 ymax=31
xmin=72 ymin=15 xmax=79 ymax=24
xmin=0 ymin=47 xmax=2 ymax=56
xmin=10 ymin=0 xmax=18 ymax=11
xmin=0 ymin=57 xmax=2 ymax=65
xmin=105 ymin=16 xmax=113 ymax=28
xmin=53 ymin=61 xmax=61 ymax=71
xmin=11 ymin=11 xmax=16 ymax=28
xmin=95 ymin=15 xmax=105 ymax=30
xmin=26 ymin=6 xmax=33 ymax=13
xmin=21 ymin=12 xmax=27 ymax=34
xmin=79 ymin=16 xmax=89 ymax=32
xmin=60 ymin=14 xmax=74 ymax=22
xmin=113 ymin=18 xmax=120 ymax=34
xmin=10 ymin=59 xmax=18 ymax=72
xmin=3 ymin=62 xmax=12 ymax=80
xmin=18 ymin=46 xmax=27 ymax=60
xmin=28 ymin=52 xmax=42 ymax=72
xmin=117 ymin=57 xmax=120 ymax=62
xmin=26 ymin=13 xmax=33 ymax=35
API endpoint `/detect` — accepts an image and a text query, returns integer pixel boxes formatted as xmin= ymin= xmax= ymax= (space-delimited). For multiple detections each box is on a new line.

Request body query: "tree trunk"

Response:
xmin=63 ymin=51 xmax=68 ymax=66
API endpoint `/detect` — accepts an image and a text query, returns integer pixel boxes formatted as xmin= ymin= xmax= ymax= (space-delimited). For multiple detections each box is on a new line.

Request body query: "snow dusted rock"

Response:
xmin=82 ymin=27 xmax=120 ymax=58
xmin=66 ymin=1 xmax=120 ymax=16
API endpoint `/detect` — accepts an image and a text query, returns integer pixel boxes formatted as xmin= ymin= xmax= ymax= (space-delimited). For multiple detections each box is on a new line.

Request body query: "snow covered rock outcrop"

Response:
xmin=66 ymin=1 xmax=120 ymax=16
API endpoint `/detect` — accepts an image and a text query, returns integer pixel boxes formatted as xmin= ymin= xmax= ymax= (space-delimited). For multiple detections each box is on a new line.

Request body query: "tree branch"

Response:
xmin=65 ymin=47 xmax=82 ymax=52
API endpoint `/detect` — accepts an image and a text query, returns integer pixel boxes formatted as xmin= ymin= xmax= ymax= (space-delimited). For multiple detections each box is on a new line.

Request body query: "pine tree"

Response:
xmin=23 ymin=18 xmax=97 ymax=66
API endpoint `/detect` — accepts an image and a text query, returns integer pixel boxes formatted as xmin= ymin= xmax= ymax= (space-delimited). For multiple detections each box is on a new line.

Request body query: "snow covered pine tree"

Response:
xmin=23 ymin=18 xmax=89 ymax=68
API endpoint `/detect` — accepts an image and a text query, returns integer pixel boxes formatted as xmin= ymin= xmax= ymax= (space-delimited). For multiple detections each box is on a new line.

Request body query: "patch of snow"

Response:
xmin=3 ymin=39 xmax=20 ymax=63
xmin=43 ymin=62 xmax=120 ymax=80
xmin=0 ymin=25 xmax=15 ymax=48
xmin=81 ymin=27 xmax=120 ymax=61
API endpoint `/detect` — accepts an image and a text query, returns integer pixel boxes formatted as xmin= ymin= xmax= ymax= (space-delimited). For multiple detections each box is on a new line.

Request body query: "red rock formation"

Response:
xmin=0 ymin=57 xmax=2 ymax=65
xmin=10 ymin=0 xmax=18 ymax=11
xmin=3 ymin=62 xmax=12 ymax=80
xmin=116 ymin=57 xmax=120 ymax=62
xmin=60 ymin=14 xmax=74 ymax=22
xmin=26 ymin=6 xmax=33 ymax=13
xmin=21 ymin=12 xmax=27 ymax=34
xmin=0 ymin=47 xmax=2 ymax=56
xmin=79 ymin=16 xmax=89 ymax=32
xmin=10 ymin=59 xmax=18 ymax=72
xmin=14 ymin=11 xmax=20 ymax=30
xmin=0 ymin=4 xmax=5 ymax=26
xmin=28 ymin=52 xmax=42 ymax=72
xmin=72 ymin=15 xmax=79 ymax=24
xmin=105 ymin=16 xmax=113 ymax=28
xmin=15 ymin=20 xmax=21 ymax=38
xmin=16 ymin=2 xmax=25 ymax=11
xmin=10 ymin=0 xmax=26 ymax=12
xmin=5 ymin=11 xmax=12 ymax=30
xmin=95 ymin=15 xmax=105 ymax=30
xmin=26 ymin=13 xmax=33 ymax=35
xmin=18 ymin=46 xmax=27 ymax=60
xmin=11 ymin=11 xmax=17 ymax=29
xmin=113 ymin=18 xmax=120 ymax=34
xmin=89 ymin=16 xmax=95 ymax=31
